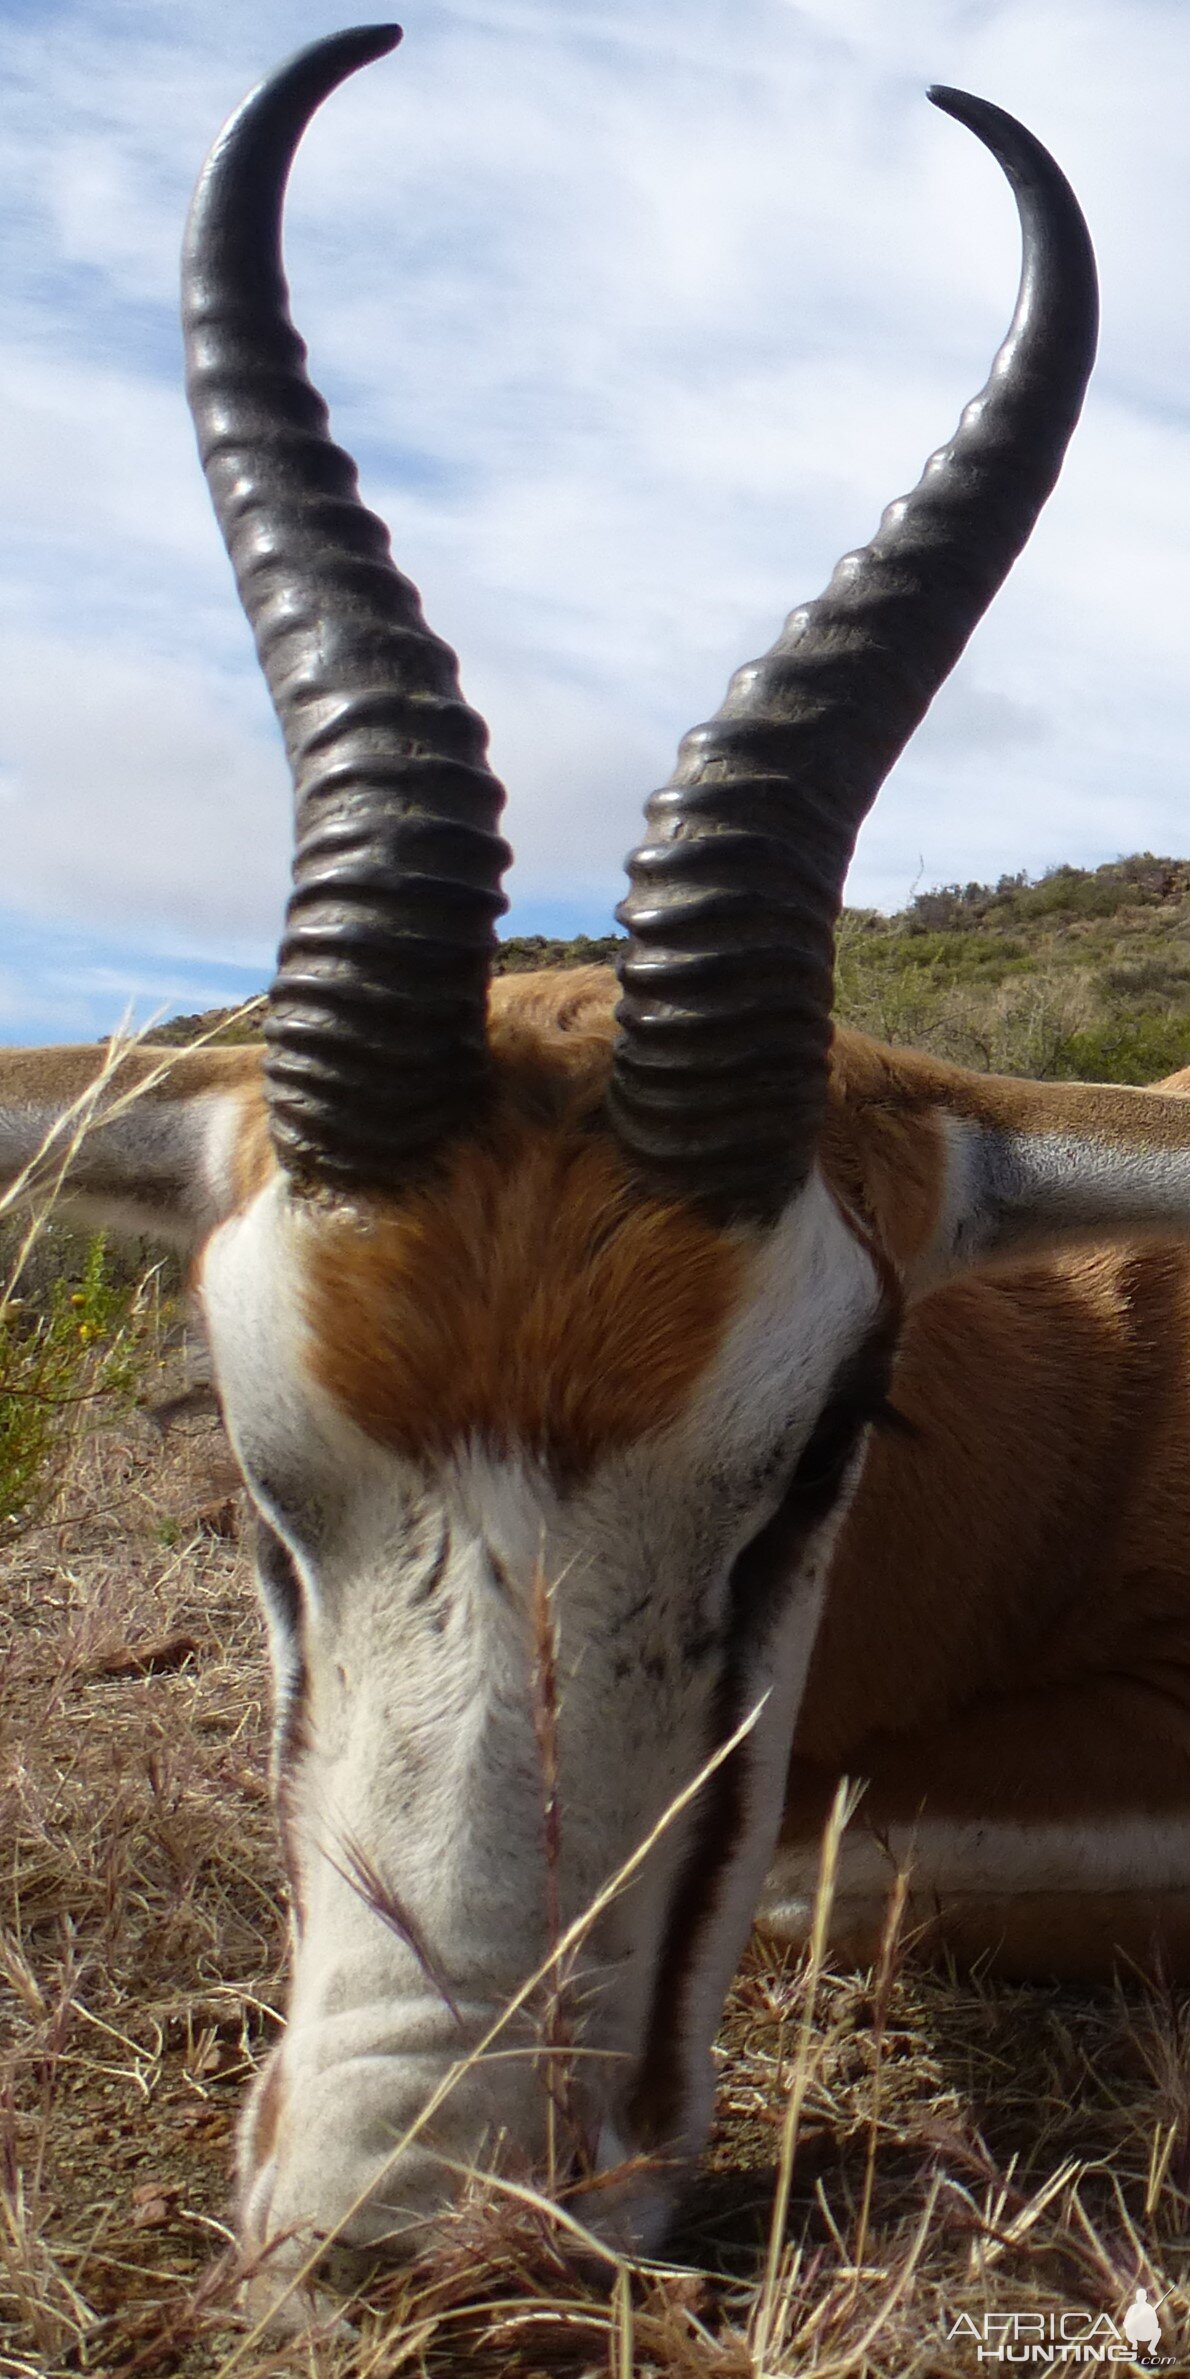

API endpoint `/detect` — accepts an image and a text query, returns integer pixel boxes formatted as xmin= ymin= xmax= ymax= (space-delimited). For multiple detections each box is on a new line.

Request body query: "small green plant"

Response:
xmin=0 ymin=1233 xmax=160 ymax=1534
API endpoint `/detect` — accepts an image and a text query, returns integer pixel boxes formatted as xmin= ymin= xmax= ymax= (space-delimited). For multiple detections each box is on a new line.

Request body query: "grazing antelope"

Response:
xmin=5 ymin=19 xmax=1190 ymax=2316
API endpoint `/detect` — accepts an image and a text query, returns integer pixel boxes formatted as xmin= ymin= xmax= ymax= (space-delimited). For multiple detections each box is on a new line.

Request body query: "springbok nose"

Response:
xmin=236 ymin=2001 xmax=581 ymax=2288
xmin=236 ymin=2002 xmax=680 ymax=2324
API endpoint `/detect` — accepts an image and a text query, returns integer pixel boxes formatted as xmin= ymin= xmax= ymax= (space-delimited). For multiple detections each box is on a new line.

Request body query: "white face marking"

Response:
xmin=199 ymin=1168 xmax=886 ymax=2300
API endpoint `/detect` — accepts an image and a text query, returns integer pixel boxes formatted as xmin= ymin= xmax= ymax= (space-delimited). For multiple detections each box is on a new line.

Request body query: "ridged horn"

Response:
xmin=182 ymin=25 xmax=511 ymax=1190
xmin=610 ymin=89 xmax=1098 ymax=1226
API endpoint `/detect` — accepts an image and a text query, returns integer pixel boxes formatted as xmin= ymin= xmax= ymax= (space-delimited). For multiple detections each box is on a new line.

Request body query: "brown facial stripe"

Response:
xmin=255 ymin=1515 xmax=302 ymax=1640
xmin=243 ymin=2048 xmax=286 ymax=2184
xmin=631 ymin=1314 xmax=900 ymax=2148
xmin=629 ymin=1701 xmax=748 ymax=2151
xmin=274 ymin=1683 xmax=311 ymax=1939
xmin=300 ymin=1110 xmax=745 ymax=1478
xmin=256 ymin=1520 xmax=310 ymax=1934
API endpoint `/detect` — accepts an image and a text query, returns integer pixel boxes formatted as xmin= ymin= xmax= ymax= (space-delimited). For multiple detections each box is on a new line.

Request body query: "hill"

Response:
xmin=157 ymin=853 xmax=1190 ymax=1086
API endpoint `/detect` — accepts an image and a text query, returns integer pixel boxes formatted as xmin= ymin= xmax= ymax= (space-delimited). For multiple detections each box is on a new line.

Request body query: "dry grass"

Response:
xmin=2 ymin=1355 xmax=1189 ymax=2371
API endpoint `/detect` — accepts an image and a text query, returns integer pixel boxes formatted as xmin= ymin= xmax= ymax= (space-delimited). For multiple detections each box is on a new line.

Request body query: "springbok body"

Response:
xmin=6 ymin=19 xmax=1190 ymax=2323
xmin=778 ymin=1046 xmax=1190 ymax=1981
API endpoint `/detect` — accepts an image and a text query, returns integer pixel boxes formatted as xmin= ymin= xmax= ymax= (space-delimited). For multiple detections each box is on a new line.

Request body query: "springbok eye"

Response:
xmin=726 ymin=1321 xmax=903 ymax=1640
xmin=789 ymin=1379 xmax=904 ymax=1497
xmin=803 ymin=1316 xmax=908 ymax=1474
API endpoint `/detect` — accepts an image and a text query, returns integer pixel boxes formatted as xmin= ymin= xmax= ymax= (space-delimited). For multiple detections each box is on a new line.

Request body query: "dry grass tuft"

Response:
xmin=0 ymin=1227 xmax=1187 ymax=2367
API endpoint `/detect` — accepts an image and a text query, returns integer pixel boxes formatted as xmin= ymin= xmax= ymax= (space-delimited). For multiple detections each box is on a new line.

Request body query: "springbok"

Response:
xmin=5 ymin=18 xmax=1190 ymax=2316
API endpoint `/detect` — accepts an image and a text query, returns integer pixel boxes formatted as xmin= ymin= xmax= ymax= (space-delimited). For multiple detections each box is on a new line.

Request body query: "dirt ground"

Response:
xmin=2 ymin=1388 xmax=1189 ymax=2376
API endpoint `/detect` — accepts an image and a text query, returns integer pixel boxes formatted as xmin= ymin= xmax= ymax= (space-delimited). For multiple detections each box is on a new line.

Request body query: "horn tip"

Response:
xmin=926 ymin=84 xmax=979 ymax=124
xmin=363 ymin=22 xmax=404 ymax=56
xmin=324 ymin=23 xmax=404 ymax=71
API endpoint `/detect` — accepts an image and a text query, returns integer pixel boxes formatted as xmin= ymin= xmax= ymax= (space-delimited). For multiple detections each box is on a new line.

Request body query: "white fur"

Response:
xmin=195 ymin=1167 xmax=887 ymax=2302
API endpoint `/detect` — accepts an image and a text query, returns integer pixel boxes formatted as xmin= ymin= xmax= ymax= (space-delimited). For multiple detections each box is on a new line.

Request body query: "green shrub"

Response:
xmin=1096 ymin=955 xmax=1190 ymax=1004
xmin=1051 ymin=1017 xmax=1190 ymax=1086
xmin=0 ymin=1233 xmax=162 ymax=1534
xmin=493 ymin=932 xmax=625 ymax=975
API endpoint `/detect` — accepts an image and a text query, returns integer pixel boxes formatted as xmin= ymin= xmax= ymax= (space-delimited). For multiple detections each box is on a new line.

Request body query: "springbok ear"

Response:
xmin=827 ymin=1035 xmax=1190 ymax=1295
xmin=0 ymin=1043 xmax=270 ymax=1251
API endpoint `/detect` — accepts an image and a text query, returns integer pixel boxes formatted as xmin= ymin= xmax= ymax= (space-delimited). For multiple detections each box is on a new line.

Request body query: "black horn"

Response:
xmin=182 ymin=25 xmax=511 ymax=1190
xmin=610 ymin=90 xmax=1098 ymax=1225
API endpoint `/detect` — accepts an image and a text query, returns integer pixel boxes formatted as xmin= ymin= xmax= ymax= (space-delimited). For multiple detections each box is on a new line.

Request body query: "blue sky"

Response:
xmin=2 ymin=0 xmax=1189 ymax=1042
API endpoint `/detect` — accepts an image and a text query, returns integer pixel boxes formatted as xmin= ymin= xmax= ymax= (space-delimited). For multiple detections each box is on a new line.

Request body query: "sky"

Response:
xmin=2 ymin=0 xmax=1189 ymax=1042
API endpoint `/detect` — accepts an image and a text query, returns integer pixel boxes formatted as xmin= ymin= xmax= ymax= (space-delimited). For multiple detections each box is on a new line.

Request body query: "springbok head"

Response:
xmin=15 ymin=15 xmax=1190 ymax=2327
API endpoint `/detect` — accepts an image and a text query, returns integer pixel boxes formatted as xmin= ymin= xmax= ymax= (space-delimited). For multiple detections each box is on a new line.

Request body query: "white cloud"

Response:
xmin=1 ymin=0 xmax=1189 ymax=1037
xmin=0 ymin=630 xmax=287 ymax=953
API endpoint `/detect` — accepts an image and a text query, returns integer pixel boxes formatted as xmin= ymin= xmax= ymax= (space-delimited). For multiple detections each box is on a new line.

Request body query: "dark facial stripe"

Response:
xmin=630 ymin=1312 xmax=900 ymax=2150
xmin=255 ymin=1517 xmax=311 ymax=1935
xmin=629 ymin=1696 xmax=748 ymax=2150
xmin=255 ymin=1513 xmax=303 ymax=1640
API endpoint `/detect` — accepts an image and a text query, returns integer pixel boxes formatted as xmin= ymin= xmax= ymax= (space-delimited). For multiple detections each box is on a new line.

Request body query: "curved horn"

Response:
xmin=182 ymin=25 xmax=511 ymax=1190
xmin=610 ymin=90 xmax=1098 ymax=1225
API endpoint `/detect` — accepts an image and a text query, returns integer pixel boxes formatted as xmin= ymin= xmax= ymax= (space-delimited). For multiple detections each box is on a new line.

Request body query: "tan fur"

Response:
xmin=820 ymin=1035 xmax=950 ymax=1271
xmin=831 ymin=1029 xmax=1190 ymax=1155
xmin=782 ymin=1224 xmax=1190 ymax=1974
xmin=0 ymin=1040 xmax=263 ymax=1111
xmin=229 ymin=1078 xmax=274 ymax=1208
xmin=796 ymin=1238 xmax=1190 ymax=1767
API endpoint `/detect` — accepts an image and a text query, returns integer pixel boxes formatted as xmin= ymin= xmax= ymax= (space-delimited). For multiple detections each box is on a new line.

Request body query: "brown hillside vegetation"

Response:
xmin=2 ymin=863 xmax=1190 ymax=2370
